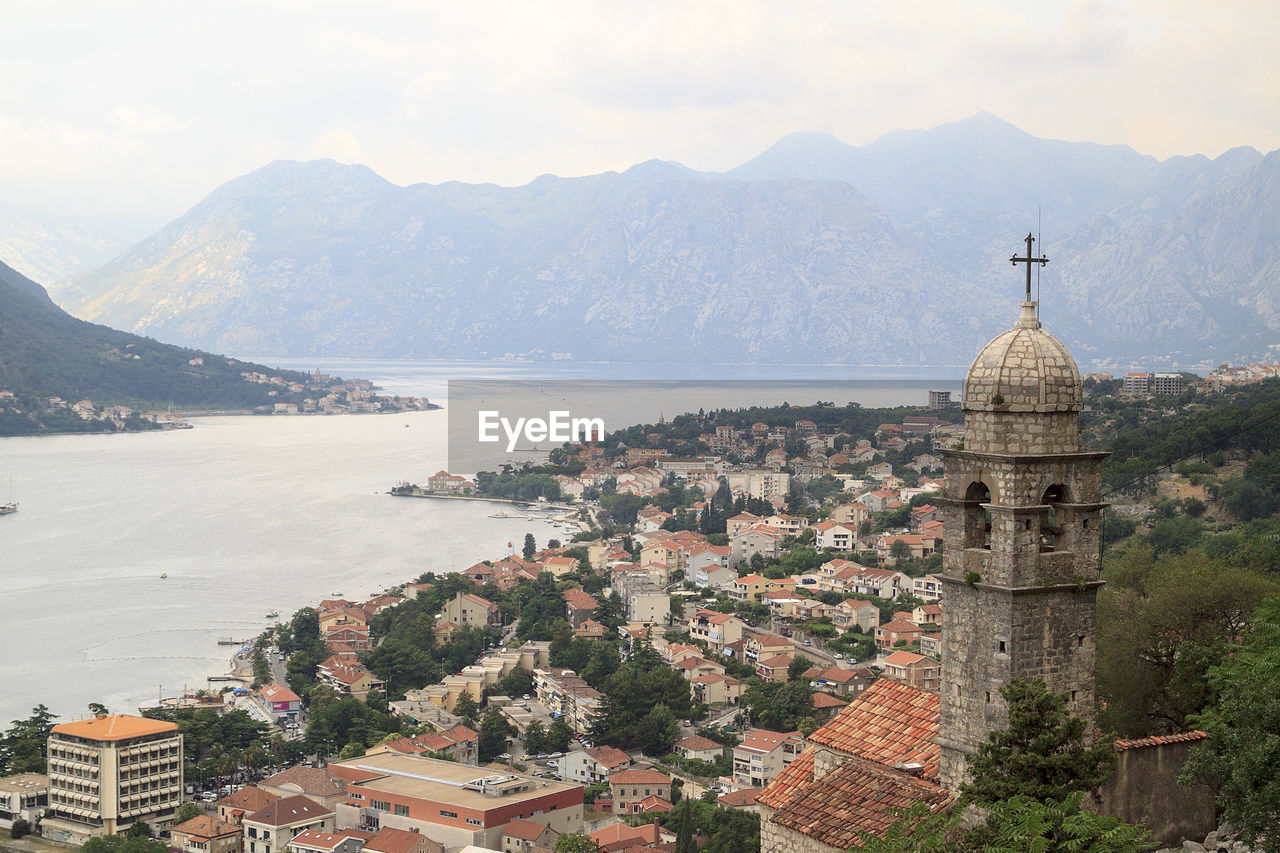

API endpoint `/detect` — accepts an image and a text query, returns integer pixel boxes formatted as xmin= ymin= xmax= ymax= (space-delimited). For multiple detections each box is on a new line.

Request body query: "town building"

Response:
xmin=329 ymin=752 xmax=583 ymax=851
xmin=441 ymin=592 xmax=501 ymax=628
xmin=287 ymin=828 xmax=374 ymax=853
xmin=558 ymin=746 xmax=632 ymax=786
xmin=732 ymin=729 xmax=806 ymax=788
xmin=607 ymin=768 xmax=671 ymax=815
xmin=882 ymin=651 xmax=941 ymax=691
xmin=171 ymin=814 xmax=242 ymax=853
xmin=243 ymin=794 xmax=334 ymax=853
xmin=0 ymin=773 xmax=48 ymax=831
xmin=41 ymin=714 xmax=184 ymax=844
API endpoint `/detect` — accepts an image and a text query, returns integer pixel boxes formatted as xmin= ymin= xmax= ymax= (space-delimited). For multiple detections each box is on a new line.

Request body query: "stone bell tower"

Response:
xmin=937 ymin=235 xmax=1108 ymax=791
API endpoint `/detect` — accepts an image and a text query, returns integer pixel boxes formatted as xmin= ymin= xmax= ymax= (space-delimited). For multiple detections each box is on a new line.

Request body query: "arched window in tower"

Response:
xmin=963 ymin=481 xmax=992 ymax=550
xmin=1041 ymin=483 xmax=1067 ymax=552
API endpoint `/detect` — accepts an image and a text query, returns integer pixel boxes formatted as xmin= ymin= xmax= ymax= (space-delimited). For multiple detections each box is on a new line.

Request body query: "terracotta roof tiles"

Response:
xmin=805 ymin=678 xmax=940 ymax=781
xmin=763 ymin=754 xmax=952 ymax=849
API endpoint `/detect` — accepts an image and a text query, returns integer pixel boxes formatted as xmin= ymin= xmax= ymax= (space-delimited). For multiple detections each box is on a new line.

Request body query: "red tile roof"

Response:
xmin=811 ymin=692 xmax=848 ymax=709
xmin=365 ymin=826 xmax=428 ymax=853
xmin=260 ymin=766 xmax=350 ymax=797
xmin=762 ymin=755 xmax=952 ymax=849
xmin=246 ymin=794 xmax=333 ymax=827
xmin=717 ymin=788 xmax=760 ymax=807
xmin=171 ymin=815 xmax=239 ymax=838
xmin=611 ymin=768 xmax=670 ymax=785
xmin=217 ymin=785 xmax=279 ymax=812
xmin=501 ymin=819 xmax=549 ymax=841
xmin=805 ymin=678 xmax=940 ymax=781
xmin=586 ymin=745 xmax=632 ymax=769
xmin=675 ymin=735 xmax=723 ymax=752
xmin=1114 ymin=730 xmax=1208 ymax=750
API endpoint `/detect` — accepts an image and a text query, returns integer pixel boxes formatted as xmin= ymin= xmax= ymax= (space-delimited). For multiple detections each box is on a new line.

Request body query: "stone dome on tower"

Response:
xmin=963 ymin=301 xmax=1082 ymax=413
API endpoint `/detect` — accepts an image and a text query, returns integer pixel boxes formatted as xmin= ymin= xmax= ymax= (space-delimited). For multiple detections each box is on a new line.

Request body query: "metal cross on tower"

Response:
xmin=1009 ymin=232 xmax=1049 ymax=302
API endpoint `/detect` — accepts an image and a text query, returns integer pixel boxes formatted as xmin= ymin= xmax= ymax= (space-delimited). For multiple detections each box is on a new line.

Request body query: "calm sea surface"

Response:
xmin=0 ymin=360 xmax=962 ymax=724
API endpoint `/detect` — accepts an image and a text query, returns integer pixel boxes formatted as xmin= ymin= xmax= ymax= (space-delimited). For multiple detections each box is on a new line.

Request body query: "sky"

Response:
xmin=2 ymin=0 xmax=1277 ymax=223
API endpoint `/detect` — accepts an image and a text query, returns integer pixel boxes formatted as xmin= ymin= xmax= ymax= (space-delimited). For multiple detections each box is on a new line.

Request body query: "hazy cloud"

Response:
xmin=0 ymin=0 xmax=1276 ymax=223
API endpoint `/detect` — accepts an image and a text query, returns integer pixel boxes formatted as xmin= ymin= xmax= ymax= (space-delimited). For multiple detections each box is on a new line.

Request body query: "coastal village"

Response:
xmin=0 ymin=364 xmax=434 ymax=436
xmin=2 ymin=345 xmax=1274 ymax=852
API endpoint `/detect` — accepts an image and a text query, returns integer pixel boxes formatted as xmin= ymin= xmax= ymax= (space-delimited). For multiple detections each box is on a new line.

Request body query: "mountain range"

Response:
xmin=40 ymin=113 xmax=1280 ymax=368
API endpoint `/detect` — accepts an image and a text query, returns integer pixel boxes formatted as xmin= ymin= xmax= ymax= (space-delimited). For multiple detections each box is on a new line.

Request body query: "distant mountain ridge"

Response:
xmin=0 ymin=259 xmax=314 ymax=419
xmin=49 ymin=113 xmax=1280 ymax=368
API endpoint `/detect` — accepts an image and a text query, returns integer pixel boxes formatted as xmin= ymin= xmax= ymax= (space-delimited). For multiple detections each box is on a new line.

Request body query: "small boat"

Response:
xmin=160 ymin=572 xmax=168 ymax=578
xmin=265 ymin=610 xmax=280 ymax=619
xmin=0 ymin=502 xmax=16 ymax=515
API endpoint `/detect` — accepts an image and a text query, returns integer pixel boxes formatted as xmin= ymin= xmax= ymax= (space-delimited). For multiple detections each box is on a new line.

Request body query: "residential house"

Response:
xmin=218 ymin=786 xmax=280 ymax=825
xmin=832 ymin=599 xmax=879 ymax=634
xmin=875 ymin=619 xmax=924 ymax=651
xmin=811 ymin=692 xmax=849 ymax=726
xmin=882 ymin=651 xmax=941 ymax=691
xmin=844 ymin=567 xmax=911 ymax=600
xmin=674 ymin=736 xmax=724 ymax=763
xmin=733 ymin=730 xmax=806 ymax=788
xmin=804 ymin=666 xmax=877 ymax=698
xmin=743 ymin=633 xmax=793 ymax=666
xmin=441 ymin=593 xmax=501 ymax=628
xmin=913 ymin=573 xmax=945 ymax=602
xmin=687 ymin=609 xmax=745 ymax=654
xmin=242 ymin=795 xmax=335 ymax=853
xmin=729 ymin=524 xmax=783 ymax=567
xmin=812 ymin=521 xmax=858 ymax=551
xmin=171 ymin=815 xmax=242 ymax=853
xmin=258 ymin=768 xmax=351 ymax=812
xmin=755 ymin=654 xmax=795 ymax=683
xmin=573 ymin=619 xmax=606 ymax=639
xmin=717 ymin=789 xmax=762 ymax=813
xmin=559 ymin=746 xmax=632 ymax=786
xmin=609 ymin=768 xmax=672 ymax=815
xmin=875 ymin=533 xmax=937 ymax=564
xmin=317 ymin=658 xmax=385 ymax=700
xmin=562 ymin=589 xmax=599 ymax=628
xmin=287 ymin=829 xmax=374 ymax=853
xmin=726 ymin=513 xmax=763 ymax=536
xmin=370 ymin=726 xmax=479 ymax=765
xmin=500 ymin=818 xmax=558 ymax=853
xmin=690 ymin=673 xmax=745 ymax=706
xmin=912 ymin=603 xmax=942 ymax=626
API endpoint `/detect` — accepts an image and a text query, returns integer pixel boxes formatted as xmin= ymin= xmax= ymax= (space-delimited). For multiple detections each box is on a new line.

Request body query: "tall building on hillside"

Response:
xmin=936 ymin=284 xmax=1107 ymax=790
xmin=41 ymin=714 xmax=184 ymax=845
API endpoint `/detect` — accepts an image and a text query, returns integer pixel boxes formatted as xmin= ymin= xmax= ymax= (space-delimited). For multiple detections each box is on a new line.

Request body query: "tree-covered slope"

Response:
xmin=0 ymin=258 xmax=308 ymax=410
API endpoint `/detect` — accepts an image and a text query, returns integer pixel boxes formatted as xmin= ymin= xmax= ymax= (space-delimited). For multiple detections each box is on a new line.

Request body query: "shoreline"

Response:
xmin=0 ymin=406 xmax=443 ymax=440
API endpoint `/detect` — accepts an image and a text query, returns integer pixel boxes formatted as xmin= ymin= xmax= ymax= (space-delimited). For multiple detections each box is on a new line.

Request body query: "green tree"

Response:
xmin=127 ymin=821 xmax=153 ymax=839
xmin=545 ymin=717 xmax=574 ymax=753
xmin=173 ymin=802 xmax=203 ymax=824
xmin=523 ymin=533 xmax=537 ymax=560
xmin=479 ymin=708 xmax=514 ymax=763
xmin=554 ymin=833 xmax=597 ymax=853
xmin=959 ymin=680 xmax=1114 ymax=807
xmin=80 ymin=834 xmax=167 ymax=853
xmin=9 ymin=818 xmax=31 ymax=839
xmin=635 ymin=704 xmax=679 ymax=756
xmin=452 ymin=693 xmax=480 ymax=727
xmin=88 ymin=702 xmax=109 ymax=716
xmin=523 ymin=720 xmax=547 ymax=755
xmin=962 ymin=792 xmax=1152 ymax=853
xmin=787 ymin=654 xmax=814 ymax=682
xmin=0 ymin=705 xmax=57 ymax=774
xmin=1182 ymin=597 xmax=1280 ymax=853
